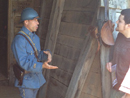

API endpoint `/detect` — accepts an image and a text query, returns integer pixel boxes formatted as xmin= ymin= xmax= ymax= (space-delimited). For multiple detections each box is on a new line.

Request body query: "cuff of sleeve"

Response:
xmin=38 ymin=50 xmax=48 ymax=62
xmin=32 ymin=60 xmax=43 ymax=72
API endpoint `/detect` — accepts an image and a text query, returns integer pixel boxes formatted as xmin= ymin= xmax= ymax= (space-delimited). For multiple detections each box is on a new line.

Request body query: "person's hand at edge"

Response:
xmin=42 ymin=62 xmax=58 ymax=69
xmin=106 ymin=62 xmax=112 ymax=72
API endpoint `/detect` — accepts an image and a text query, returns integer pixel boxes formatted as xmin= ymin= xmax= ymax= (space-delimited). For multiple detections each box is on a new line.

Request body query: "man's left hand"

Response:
xmin=43 ymin=51 xmax=52 ymax=63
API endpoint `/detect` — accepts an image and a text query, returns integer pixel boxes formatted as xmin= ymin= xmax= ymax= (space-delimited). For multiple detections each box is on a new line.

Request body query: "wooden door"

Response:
xmin=7 ymin=0 xmax=42 ymax=85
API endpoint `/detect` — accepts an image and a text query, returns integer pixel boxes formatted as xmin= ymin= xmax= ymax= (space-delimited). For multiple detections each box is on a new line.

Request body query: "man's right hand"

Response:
xmin=42 ymin=62 xmax=58 ymax=69
xmin=106 ymin=62 xmax=112 ymax=72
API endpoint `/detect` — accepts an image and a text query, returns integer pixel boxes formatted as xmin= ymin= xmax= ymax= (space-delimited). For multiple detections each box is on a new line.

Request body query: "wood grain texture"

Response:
xmin=46 ymin=77 xmax=67 ymax=98
xmin=52 ymin=54 xmax=77 ymax=74
xmin=50 ymin=68 xmax=72 ymax=86
xmin=39 ymin=0 xmax=66 ymax=98
xmin=65 ymin=36 xmax=98 ymax=98
xmin=79 ymin=53 xmax=102 ymax=98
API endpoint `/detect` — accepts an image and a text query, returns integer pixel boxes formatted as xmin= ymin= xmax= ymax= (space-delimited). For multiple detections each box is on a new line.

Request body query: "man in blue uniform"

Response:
xmin=11 ymin=7 xmax=58 ymax=98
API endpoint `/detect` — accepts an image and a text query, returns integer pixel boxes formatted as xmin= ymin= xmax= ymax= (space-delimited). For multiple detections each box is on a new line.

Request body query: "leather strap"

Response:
xmin=17 ymin=32 xmax=39 ymax=60
xmin=20 ymin=31 xmax=38 ymax=56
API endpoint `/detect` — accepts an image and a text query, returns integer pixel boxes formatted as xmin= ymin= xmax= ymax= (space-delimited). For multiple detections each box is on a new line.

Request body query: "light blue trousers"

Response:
xmin=19 ymin=88 xmax=39 ymax=98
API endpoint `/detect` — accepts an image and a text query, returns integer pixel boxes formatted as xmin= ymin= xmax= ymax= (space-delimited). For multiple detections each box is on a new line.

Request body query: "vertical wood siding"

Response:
xmin=43 ymin=0 xmax=100 ymax=98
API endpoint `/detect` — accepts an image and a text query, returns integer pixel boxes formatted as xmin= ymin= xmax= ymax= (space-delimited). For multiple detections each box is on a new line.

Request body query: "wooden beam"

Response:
xmin=100 ymin=45 xmax=111 ymax=98
xmin=44 ymin=0 xmax=65 ymax=54
xmin=37 ymin=0 xmax=51 ymax=98
xmin=37 ymin=0 xmax=46 ymax=37
xmin=7 ymin=0 xmax=15 ymax=85
xmin=38 ymin=0 xmax=65 ymax=98
xmin=79 ymin=53 xmax=102 ymax=98
xmin=65 ymin=35 xmax=98 ymax=98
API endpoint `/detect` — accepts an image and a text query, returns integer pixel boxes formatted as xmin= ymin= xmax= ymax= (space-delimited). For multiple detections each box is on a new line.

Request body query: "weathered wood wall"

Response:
xmin=0 ymin=0 xmax=8 ymax=77
xmin=37 ymin=0 xmax=54 ymax=50
xmin=79 ymin=52 xmax=102 ymax=98
xmin=38 ymin=0 xmax=101 ymax=98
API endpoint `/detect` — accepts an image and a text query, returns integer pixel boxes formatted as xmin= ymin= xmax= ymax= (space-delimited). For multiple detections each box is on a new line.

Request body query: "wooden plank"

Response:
xmin=83 ymin=73 xmax=102 ymax=97
xmin=80 ymin=93 xmax=100 ymax=98
xmin=37 ymin=0 xmax=48 ymax=38
xmin=14 ymin=16 xmax=23 ymax=28
xmin=33 ymin=0 xmax=41 ymax=7
xmin=38 ymin=18 xmax=50 ymax=46
xmin=76 ymin=0 xmax=97 ymax=9
xmin=37 ymin=0 xmax=53 ymax=98
xmin=44 ymin=0 xmax=65 ymax=54
xmin=14 ymin=28 xmax=21 ymax=35
xmin=64 ymin=0 xmax=76 ymax=10
xmin=64 ymin=0 xmax=98 ymax=11
xmin=65 ymin=36 xmax=98 ymax=98
xmin=46 ymin=77 xmax=67 ymax=98
xmin=54 ymin=43 xmax=81 ymax=60
xmin=42 ymin=8 xmax=52 ymax=18
xmin=100 ymin=44 xmax=111 ymax=98
xmin=37 ymin=0 xmax=53 ymax=47
xmin=57 ymin=34 xmax=84 ymax=48
xmin=52 ymin=54 xmax=77 ymax=74
xmin=61 ymin=10 xmax=94 ymax=25
xmin=8 ymin=0 xmax=15 ymax=85
xmin=44 ymin=0 xmax=53 ymax=8
xmin=59 ymin=22 xmax=89 ymax=38
xmin=40 ymin=40 xmax=46 ymax=50
xmin=39 ymin=30 xmax=47 ymax=40
xmin=38 ymin=77 xmax=67 ymax=98
xmin=12 ymin=0 xmax=41 ymax=15
xmin=110 ymin=89 xmax=124 ymax=98
xmin=50 ymin=68 xmax=72 ymax=86
xmin=39 ymin=18 xmax=50 ymax=32
xmin=79 ymin=53 xmax=102 ymax=98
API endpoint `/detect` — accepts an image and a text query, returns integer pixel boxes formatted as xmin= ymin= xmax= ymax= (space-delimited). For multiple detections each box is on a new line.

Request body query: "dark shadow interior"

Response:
xmin=0 ymin=0 xmax=8 ymax=78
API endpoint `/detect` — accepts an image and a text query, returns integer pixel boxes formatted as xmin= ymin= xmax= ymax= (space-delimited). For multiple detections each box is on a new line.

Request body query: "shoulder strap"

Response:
xmin=17 ymin=32 xmax=38 ymax=60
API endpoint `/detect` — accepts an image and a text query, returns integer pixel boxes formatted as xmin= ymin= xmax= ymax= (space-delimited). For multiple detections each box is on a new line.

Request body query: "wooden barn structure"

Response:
xmin=0 ymin=0 xmax=129 ymax=98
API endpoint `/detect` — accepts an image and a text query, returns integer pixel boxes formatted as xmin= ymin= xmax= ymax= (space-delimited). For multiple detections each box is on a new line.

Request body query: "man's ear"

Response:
xmin=24 ymin=20 xmax=28 ymax=25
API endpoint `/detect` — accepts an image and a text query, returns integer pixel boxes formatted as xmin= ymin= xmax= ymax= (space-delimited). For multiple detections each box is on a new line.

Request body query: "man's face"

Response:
xmin=116 ymin=15 xmax=126 ymax=33
xmin=24 ymin=17 xmax=39 ymax=32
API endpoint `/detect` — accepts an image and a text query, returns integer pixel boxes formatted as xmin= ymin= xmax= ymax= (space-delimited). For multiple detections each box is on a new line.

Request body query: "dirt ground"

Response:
xmin=0 ymin=86 xmax=21 ymax=98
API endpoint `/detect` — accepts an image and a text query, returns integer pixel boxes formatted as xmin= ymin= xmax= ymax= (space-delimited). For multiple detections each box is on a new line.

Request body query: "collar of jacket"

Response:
xmin=20 ymin=26 xmax=36 ymax=37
